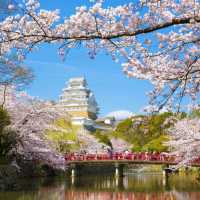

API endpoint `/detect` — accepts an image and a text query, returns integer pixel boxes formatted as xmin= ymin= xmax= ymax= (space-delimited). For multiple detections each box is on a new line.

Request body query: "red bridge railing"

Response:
xmin=65 ymin=152 xmax=181 ymax=163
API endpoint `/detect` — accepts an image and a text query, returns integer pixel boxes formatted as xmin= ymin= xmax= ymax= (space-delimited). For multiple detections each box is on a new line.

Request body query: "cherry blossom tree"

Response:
xmin=110 ymin=138 xmax=131 ymax=152
xmin=77 ymin=129 xmax=108 ymax=153
xmin=0 ymin=0 xmax=200 ymax=110
xmin=3 ymin=90 xmax=68 ymax=170
xmin=166 ymin=117 xmax=200 ymax=167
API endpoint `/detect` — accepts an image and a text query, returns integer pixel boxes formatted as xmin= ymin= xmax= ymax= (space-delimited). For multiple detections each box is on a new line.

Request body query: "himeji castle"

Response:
xmin=58 ymin=77 xmax=99 ymax=126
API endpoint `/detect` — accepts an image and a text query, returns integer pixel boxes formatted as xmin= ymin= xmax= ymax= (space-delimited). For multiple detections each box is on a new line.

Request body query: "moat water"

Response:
xmin=1 ymin=172 xmax=200 ymax=200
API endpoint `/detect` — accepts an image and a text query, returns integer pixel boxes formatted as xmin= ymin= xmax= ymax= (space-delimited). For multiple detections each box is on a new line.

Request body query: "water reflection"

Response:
xmin=1 ymin=173 xmax=200 ymax=200
xmin=68 ymin=173 xmax=200 ymax=192
xmin=64 ymin=191 xmax=200 ymax=200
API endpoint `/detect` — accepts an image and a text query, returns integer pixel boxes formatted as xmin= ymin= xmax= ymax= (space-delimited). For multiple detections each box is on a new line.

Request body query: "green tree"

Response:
xmin=0 ymin=107 xmax=17 ymax=159
xmin=142 ymin=135 xmax=169 ymax=152
xmin=0 ymin=106 xmax=10 ymax=132
xmin=102 ymin=112 xmax=177 ymax=152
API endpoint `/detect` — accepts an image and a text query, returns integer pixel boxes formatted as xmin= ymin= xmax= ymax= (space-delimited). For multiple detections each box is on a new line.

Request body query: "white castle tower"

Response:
xmin=58 ymin=77 xmax=99 ymax=125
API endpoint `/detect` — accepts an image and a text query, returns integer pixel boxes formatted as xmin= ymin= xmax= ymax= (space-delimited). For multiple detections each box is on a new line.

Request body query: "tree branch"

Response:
xmin=1 ymin=16 xmax=199 ymax=44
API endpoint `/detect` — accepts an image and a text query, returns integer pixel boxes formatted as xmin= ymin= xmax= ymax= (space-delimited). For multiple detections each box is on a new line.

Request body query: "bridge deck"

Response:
xmin=67 ymin=159 xmax=177 ymax=165
xmin=65 ymin=153 xmax=200 ymax=167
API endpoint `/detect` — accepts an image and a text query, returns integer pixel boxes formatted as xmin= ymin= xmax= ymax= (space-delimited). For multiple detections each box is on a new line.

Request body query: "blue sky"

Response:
xmin=24 ymin=0 xmax=153 ymax=116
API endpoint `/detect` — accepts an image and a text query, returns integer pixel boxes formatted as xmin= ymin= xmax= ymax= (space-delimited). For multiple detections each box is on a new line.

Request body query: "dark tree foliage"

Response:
xmin=0 ymin=107 xmax=17 ymax=158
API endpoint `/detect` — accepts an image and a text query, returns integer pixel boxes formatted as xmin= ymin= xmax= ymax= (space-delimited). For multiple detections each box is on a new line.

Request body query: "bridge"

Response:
xmin=65 ymin=152 xmax=200 ymax=177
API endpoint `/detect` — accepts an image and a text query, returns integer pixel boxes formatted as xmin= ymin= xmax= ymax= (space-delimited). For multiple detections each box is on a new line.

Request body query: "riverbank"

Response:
xmin=0 ymin=158 xmax=64 ymax=191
